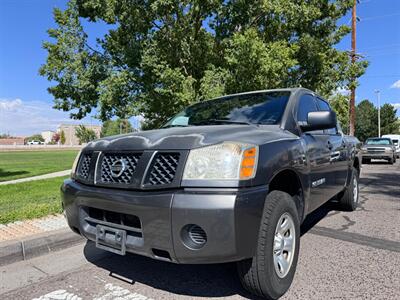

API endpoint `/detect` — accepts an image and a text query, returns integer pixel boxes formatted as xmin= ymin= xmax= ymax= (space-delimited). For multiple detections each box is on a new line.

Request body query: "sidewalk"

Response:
xmin=0 ymin=214 xmax=67 ymax=242
xmin=0 ymin=214 xmax=83 ymax=266
xmin=0 ymin=169 xmax=71 ymax=185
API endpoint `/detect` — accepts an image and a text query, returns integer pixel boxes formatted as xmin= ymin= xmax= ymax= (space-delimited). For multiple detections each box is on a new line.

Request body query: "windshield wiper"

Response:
xmin=192 ymin=119 xmax=253 ymax=126
xmin=162 ymin=124 xmax=189 ymax=129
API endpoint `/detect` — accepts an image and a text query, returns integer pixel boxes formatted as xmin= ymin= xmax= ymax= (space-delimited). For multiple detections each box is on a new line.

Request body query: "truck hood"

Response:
xmin=85 ymin=125 xmax=298 ymax=151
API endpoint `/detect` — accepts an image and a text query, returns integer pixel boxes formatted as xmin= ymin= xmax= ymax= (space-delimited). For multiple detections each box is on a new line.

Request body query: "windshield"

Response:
xmin=366 ymin=138 xmax=392 ymax=145
xmin=163 ymin=91 xmax=291 ymax=127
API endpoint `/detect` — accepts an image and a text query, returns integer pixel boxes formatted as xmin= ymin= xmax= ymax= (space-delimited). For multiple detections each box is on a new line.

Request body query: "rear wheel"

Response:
xmin=338 ymin=167 xmax=359 ymax=211
xmin=237 ymin=191 xmax=300 ymax=299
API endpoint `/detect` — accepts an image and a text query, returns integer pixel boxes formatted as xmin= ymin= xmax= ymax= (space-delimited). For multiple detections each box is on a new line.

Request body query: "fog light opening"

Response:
xmin=181 ymin=224 xmax=207 ymax=250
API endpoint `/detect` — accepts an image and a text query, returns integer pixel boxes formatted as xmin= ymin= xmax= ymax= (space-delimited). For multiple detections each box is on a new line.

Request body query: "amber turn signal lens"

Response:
xmin=240 ymin=147 xmax=258 ymax=179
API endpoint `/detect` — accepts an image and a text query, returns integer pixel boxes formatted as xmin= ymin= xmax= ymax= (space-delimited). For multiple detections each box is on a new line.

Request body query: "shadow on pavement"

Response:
xmin=83 ymin=204 xmax=343 ymax=299
xmin=84 ymin=241 xmax=258 ymax=299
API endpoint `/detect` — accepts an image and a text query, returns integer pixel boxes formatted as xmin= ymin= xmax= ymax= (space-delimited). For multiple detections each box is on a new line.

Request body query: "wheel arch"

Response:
xmin=268 ymin=168 xmax=306 ymax=222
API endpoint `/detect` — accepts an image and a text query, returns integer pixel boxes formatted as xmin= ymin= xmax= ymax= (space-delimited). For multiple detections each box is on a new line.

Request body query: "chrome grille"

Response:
xmin=77 ymin=153 xmax=92 ymax=179
xmin=367 ymin=148 xmax=385 ymax=153
xmin=100 ymin=153 xmax=141 ymax=184
xmin=147 ymin=153 xmax=180 ymax=185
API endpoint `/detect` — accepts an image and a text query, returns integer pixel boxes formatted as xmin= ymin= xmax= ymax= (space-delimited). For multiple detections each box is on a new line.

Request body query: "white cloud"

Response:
xmin=0 ymin=98 xmax=100 ymax=136
xmin=0 ymin=98 xmax=22 ymax=111
xmin=390 ymin=80 xmax=400 ymax=89
xmin=392 ymin=103 xmax=400 ymax=109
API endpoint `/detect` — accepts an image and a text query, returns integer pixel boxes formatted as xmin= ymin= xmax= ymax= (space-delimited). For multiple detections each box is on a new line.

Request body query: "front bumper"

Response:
xmin=362 ymin=153 xmax=393 ymax=160
xmin=61 ymin=179 xmax=268 ymax=264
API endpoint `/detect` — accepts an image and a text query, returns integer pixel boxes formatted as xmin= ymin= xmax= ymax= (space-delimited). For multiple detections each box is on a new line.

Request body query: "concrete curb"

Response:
xmin=0 ymin=228 xmax=84 ymax=266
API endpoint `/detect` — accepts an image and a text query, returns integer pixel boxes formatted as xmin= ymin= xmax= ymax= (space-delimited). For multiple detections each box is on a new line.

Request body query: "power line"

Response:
xmin=361 ymin=12 xmax=400 ymax=21
xmin=359 ymin=43 xmax=400 ymax=51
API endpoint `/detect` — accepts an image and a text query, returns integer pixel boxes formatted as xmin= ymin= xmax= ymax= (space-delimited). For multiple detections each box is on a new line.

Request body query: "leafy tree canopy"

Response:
xmin=40 ymin=0 xmax=368 ymax=128
xmin=101 ymin=119 xmax=133 ymax=137
xmin=329 ymin=93 xmax=349 ymax=134
xmin=60 ymin=130 xmax=66 ymax=144
xmin=26 ymin=134 xmax=45 ymax=142
xmin=380 ymin=103 xmax=399 ymax=136
xmin=355 ymin=100 xmax=399 ymax=141
xmin=75 ymin=125 xmax=97 ymax=144
xmin=355 ymin=100 xmax=378 ymax=142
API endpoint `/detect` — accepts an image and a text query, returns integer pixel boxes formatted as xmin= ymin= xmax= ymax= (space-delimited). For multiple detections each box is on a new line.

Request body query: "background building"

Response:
xmin=0 ymin=137 xmax=25 ymax=146
xmin=57 ymin=124 xmax=102 ymax=145
xmin=41 ymin=130 xmax=55 ymax=144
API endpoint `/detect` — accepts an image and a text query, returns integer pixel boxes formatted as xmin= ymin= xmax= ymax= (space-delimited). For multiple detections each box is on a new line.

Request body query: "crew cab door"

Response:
xmin=316 ymin=98 xmax=349 ymax=192
xmin=296 ymin=94 xmax=336 ymax=211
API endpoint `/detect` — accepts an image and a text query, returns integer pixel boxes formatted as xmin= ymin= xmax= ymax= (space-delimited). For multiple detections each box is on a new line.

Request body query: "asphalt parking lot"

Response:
xmin=1 ymin=161 xmax=399 ymax=300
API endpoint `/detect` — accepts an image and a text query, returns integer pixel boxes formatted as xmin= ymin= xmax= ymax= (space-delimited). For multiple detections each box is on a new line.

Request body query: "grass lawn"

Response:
xmin=0 ymin=176 xmax=68 ymax=224
xmin=0 ymin=150 xmax=78 ymax=182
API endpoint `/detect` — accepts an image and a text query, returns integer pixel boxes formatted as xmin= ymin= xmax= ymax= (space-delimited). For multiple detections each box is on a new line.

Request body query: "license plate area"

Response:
xmin=96 ymin=225 xmax=126 ymax=255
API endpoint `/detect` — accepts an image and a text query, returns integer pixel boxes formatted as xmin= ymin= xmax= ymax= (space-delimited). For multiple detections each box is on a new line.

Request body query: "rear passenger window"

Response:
xmin=316 ymin=98 xmax=337 ymax=135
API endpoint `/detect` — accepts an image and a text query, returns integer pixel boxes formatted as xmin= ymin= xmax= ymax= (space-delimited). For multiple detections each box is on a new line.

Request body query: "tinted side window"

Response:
xmin=297 ymin=95 xmax=318 ymax=123
xmin=297 ymin=95 xmax=323 ymax=134
xmin=316 ymin=98 xmax=331 ymax=111
xmin=316 ymin=98 xmax=337 ymax=135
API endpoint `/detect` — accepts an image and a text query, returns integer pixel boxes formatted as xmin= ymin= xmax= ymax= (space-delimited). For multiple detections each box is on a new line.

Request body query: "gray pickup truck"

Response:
xmin=62 ymin=88 xmax=361 ymax=299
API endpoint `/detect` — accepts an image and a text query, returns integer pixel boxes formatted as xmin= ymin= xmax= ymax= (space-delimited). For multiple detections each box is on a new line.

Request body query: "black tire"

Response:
xmin=362 ymin=158 xmax=370 ymax=164
xmin=388 ymin=157 xmax=394 ymax=164
xmin=237 ymin=191 xmax=300 ymax=299
xmin=338 ymin=167 xmax=359 ymax=211
xmin=393 ymin=156 xmax=396 ymax=163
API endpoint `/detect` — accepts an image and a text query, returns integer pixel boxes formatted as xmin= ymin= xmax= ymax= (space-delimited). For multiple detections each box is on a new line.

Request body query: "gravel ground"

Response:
xmin=0 ymin=161 xmax=399 ymax=300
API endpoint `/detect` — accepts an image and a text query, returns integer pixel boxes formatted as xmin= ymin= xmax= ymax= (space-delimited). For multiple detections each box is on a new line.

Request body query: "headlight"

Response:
xmin=70 ymin=149 xmax=82 ymax=179
xmin=183 ymin=142 xmax=258 ymax=180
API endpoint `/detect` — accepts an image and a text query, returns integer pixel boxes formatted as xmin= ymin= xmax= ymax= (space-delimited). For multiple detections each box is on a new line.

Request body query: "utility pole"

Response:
xmin=375 ymin=90 xmax=381 ymax=137
xmin=349 ymin=0 xmax=357 ymax=136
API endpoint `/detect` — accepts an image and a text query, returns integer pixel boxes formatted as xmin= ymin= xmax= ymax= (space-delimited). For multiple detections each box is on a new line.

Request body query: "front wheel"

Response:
xmin=237 ymin=191 xmax=300 ymax=299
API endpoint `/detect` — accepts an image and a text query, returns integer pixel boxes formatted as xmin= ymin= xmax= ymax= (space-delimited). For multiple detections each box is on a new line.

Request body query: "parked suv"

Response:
xmin=361 ymin=137 xmax=396 ymax=164
xmin=62 ymin=88 xmax=361 ymax=299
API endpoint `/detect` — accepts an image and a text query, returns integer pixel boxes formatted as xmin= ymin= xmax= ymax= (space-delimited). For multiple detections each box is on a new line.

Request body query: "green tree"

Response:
xmin=40 ymin=0 xmax=368 ymax=128
xmin=380 ymin=104 xmax=399 ymax=136
xmin=101 ymin=119 xmax=133 ymax=137
xmin=329 ymin=93 xmax=349 ymax=134
xmin=355 ymin=100 xmax=378 ymax=142
xmin=75 ymin=125 xmax=97 ymax=144
xmin=27 ymin=134 xmax=45 ymax=143
xmin=60 ymin=130 xmax=66 ymax=145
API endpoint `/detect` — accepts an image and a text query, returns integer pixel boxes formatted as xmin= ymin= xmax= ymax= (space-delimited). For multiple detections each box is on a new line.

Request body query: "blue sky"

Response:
xmin=0 ymin=0 xmax=399 ymax=136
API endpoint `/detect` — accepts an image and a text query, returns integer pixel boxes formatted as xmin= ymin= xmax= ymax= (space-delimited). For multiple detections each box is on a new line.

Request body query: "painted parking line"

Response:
xmin=94 ymin=283 xmax=154 ymax=300
xmin=31 ymin=283 xmax=153 ymax=300
xmin=32 ymin=289 xmax=82 ymax=300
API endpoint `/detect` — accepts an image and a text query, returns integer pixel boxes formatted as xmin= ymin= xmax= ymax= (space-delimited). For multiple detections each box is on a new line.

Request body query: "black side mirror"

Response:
xmin=301 ymin=111 xmax=337 ymax=132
